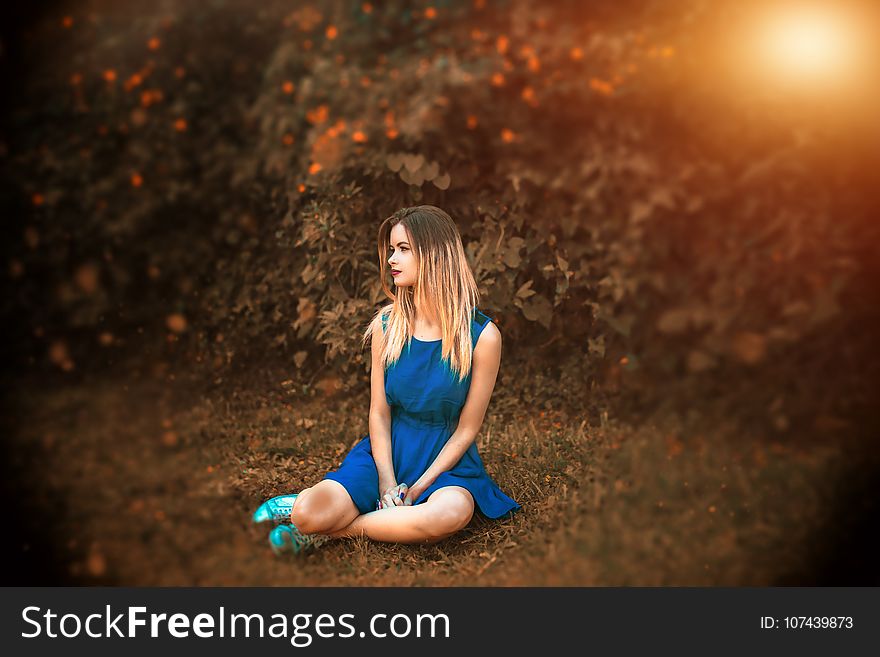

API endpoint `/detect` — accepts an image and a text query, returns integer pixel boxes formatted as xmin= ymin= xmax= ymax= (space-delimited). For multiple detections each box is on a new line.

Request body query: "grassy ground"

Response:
xmin=2 ymin=357 xmax=875 ymax=586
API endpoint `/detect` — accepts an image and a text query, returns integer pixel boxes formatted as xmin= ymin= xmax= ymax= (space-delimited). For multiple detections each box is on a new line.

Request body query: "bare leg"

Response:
xmin=325 ymin=486 xmax=475 ymax=544
xmin=290 ymin=480 xmax=361 ymax=534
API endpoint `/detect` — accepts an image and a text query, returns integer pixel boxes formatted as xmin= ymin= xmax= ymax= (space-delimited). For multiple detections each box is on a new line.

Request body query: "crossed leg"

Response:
xmin=290 ymin=479 xmax=475 ymax=545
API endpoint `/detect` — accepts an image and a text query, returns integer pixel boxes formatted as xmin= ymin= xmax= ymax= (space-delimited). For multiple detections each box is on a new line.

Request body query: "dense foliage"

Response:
xmin=4 ymin=0 xmax=877 ymax=431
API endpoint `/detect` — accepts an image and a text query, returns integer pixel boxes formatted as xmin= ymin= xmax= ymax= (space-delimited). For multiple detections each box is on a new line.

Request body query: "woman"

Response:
xmin=253 ymin=205 xmax=521 ymax=555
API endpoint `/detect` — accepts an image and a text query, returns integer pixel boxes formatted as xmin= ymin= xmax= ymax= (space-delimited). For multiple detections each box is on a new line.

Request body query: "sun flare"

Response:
xmin=750 ymin=5 xmax=865 ymax=86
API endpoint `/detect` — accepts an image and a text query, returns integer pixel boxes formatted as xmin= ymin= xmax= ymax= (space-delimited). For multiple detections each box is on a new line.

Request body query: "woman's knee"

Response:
xmin=291 ymin=481 xmax=358 ymax=534
xmin=423 ymin=490 xmax=474 ymax=539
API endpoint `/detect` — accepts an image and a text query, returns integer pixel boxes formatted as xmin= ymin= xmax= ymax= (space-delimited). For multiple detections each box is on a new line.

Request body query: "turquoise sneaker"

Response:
xmin=268 ymin=524 xmax=315 ymax=556
xmin=253 ymin=493 xmax=298 ymax=524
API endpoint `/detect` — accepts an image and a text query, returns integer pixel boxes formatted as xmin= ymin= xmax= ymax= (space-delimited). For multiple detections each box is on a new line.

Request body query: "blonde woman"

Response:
xmin=253 ymin=205 xmax=520 ymax=554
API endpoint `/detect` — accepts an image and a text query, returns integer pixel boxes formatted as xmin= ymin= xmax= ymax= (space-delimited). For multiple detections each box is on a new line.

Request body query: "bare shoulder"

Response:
xmin=475 ymin=320 xmax=501 ymax=353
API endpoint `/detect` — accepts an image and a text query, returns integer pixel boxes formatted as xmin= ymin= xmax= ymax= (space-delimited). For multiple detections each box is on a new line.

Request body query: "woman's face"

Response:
xmin=388 ymin=223 xmax=418 ymax=287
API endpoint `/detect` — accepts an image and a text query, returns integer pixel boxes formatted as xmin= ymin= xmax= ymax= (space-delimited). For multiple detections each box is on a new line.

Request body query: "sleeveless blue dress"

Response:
xmin=322 ymin=309 xmax=521 ymax=520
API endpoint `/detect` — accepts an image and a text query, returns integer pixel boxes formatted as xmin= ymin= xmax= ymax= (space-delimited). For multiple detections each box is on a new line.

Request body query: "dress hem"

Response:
xmin=322 ymin=471 xmax=522 ymax=520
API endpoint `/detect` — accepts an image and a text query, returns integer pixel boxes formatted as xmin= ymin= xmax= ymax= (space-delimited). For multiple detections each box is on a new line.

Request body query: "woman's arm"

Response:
xmin=404 ymin=321 xmax=502 ymax=504
xmin=368 ymin=314 xmax=397 ymax=492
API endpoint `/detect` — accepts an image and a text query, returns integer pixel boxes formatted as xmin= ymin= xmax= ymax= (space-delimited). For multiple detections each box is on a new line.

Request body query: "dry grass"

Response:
xmin=2 ymin=360 xmax=866 ymax=586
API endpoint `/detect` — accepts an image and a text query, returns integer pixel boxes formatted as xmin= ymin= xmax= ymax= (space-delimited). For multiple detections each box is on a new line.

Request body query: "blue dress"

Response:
xmin=322 ymin=309 xmax=521 ymax=519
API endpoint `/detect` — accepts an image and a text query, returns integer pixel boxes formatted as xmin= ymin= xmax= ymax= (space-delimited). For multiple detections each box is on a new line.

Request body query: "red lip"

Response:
xmin=391 ymin=270 xmax=401 ymax=276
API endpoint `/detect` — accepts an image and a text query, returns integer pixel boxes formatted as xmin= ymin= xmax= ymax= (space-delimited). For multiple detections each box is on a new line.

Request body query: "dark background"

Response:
xmin=2 ymin=0 xmax=878 ymax=585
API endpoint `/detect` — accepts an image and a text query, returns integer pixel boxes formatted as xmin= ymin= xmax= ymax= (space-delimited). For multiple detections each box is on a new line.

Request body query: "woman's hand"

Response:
xmin=378 ymin=483 xmax=408 ymax=509
xmin=378 ymin=477 xmax=398 ymax=498
xmin=402 ymin=480 xmax=429 ymax=506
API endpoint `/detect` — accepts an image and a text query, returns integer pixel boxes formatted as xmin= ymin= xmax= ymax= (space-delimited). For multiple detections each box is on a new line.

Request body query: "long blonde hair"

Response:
xmin=361 ymin=205 xmax=480 ymax=382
